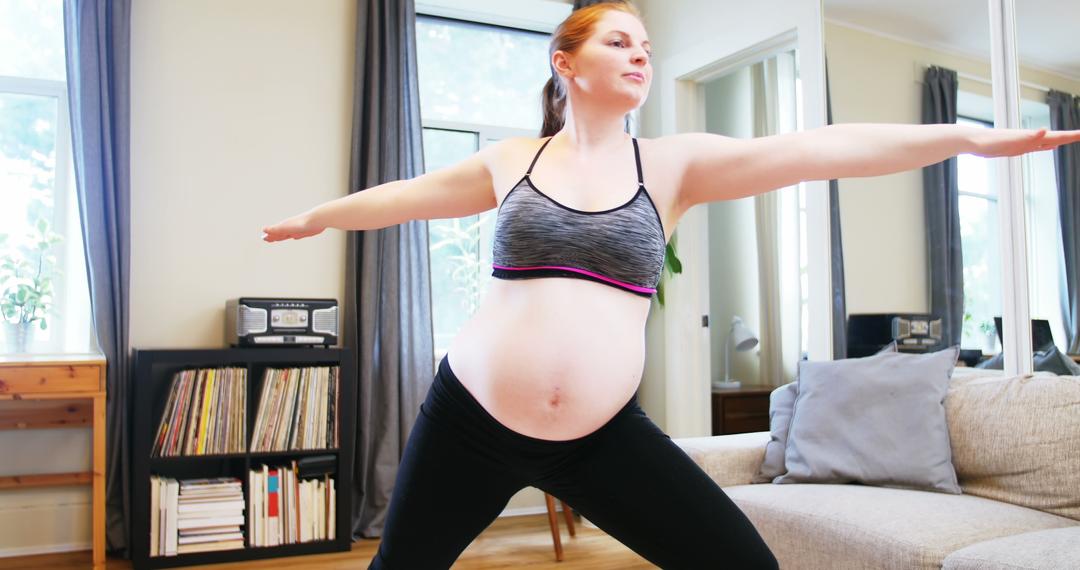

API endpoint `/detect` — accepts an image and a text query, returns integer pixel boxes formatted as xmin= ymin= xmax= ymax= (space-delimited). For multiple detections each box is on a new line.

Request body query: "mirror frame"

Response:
xmin=989 ymin=0 xmax=1034 ymax=376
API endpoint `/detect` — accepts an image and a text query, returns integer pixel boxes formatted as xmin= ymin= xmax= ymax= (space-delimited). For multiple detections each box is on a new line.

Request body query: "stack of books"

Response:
xmin=151 ymin=476 xmax=246 ymax=556
xmin=152 ymin=367 xmax=247 ymax=456
xmin=250 ymin=366 xmax=339 ymax=452
xmin=249 ymin=459 xmax=336 ymax=547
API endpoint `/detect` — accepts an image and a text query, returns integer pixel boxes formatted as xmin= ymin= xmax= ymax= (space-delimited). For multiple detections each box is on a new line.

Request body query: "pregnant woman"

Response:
xmin=262 ymin=3 xmax=1080 ymax=568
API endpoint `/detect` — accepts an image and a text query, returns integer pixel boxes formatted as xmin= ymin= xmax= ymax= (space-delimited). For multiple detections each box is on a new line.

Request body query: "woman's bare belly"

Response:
xmin=445 ymin=276 xmax=652 ymax=441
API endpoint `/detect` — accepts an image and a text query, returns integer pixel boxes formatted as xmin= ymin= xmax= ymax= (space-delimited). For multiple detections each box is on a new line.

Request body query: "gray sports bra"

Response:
xmin=491 ymin=136 xmax=667 ymax=298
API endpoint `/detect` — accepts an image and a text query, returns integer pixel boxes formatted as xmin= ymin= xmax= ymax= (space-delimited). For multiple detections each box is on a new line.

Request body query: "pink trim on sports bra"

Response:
xmin=491 ymin=263 xmax=658 ymax=294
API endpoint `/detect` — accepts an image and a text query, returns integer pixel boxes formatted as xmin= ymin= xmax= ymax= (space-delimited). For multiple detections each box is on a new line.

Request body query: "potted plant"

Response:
xmin=0 ymin=218 xmax=63 ymax=353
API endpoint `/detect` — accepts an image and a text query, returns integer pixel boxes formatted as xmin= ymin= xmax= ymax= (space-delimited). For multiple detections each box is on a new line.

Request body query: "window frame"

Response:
xmin=0 ymin=72 xmax=91 ymax=354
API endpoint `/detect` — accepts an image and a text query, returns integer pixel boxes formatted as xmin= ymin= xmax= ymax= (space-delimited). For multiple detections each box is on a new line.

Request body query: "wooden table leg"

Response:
xmin=92 ymin=394 xmax=106 ymax=568
xmin=560 ymin=499 xmax=575 ymax=537
xmin=544 ymin=492 xmax=563 ymax=561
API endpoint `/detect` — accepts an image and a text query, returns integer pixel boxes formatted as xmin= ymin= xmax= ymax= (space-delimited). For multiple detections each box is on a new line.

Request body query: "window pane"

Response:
xmin=958 ymin=193 xmax=1002 ymax=351
xmin=1 ymin=92 xmax=59 ymax=239
xmin=0 ymin=92 xmax=61 ymax=347
xmin=0 ymin=0 xmax=66 ymax=81
xmin=956 ymin=117 xmax=1002 ymax=353
xmin=423 ymin=128 xmax=482 ymax=353
xmin=416 ymin=15 xmax=550 ymax=130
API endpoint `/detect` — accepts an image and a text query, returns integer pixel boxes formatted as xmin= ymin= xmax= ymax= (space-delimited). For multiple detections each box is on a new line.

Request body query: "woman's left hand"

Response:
xmin=969 ymin=127 xmax=1080 ymax=158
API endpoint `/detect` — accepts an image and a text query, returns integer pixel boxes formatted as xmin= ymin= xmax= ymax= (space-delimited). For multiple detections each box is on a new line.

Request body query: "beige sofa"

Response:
xmin=672 ymin=369 xmax=1080 ymax=570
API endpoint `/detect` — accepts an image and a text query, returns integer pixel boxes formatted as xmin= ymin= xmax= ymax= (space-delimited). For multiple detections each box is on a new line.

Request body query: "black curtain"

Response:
xmin=346 ymin=0 xmax=433 ymax=540
xmin=62 ymin=0 xmax=133 ymax=556
xmin=921 ymin=66 xmax=964 ymax=347
xmin=1048 ymin=89 xmax=1080 ymax=354
xmin=825 ymin=52 xmax=847 ymax=360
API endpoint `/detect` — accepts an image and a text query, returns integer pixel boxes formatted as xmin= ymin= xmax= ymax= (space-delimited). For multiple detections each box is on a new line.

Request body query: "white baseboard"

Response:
xmin=499 ymin=504 xmax=561 ymax=517
xmin=498 ymin=503 xmax=600 ymax=529
xmin=0 ymin=542 xmax=91 ymax=558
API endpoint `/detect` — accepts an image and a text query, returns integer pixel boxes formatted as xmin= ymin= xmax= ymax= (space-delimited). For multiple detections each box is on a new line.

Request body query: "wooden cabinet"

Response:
xmin=0 ymin=353 xmax=107 ymax=568
xmin=711 ymin=385 xmax=773 ymax=436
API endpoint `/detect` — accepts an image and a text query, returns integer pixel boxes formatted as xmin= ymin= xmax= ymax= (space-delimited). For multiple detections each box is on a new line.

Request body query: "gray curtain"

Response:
xmin=62 ymin=0 xmax=133 ymax=556
xmin=921 ymin=66 xmax=964 ymax=347
xmin=346 ymin=0 xmax=433 ymax=540
xmin=1048 ymin=89 xmax=1080 ymax=353
xmin=825 ymin=53 xmax=847 ymax=360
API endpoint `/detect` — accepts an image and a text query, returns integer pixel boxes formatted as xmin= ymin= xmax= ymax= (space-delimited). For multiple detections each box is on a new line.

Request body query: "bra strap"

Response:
xmin=632 ymin=137 xmax=644 ymax=187
xmin=526 ymin=136 xmax=555 ymax=176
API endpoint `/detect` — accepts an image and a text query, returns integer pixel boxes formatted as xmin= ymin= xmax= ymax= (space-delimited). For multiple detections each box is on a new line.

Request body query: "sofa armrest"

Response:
xmin=671 ymin=431 xmax=771 ymax=487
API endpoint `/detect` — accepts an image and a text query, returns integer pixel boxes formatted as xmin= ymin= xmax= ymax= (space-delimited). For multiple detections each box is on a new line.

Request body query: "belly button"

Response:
xmin=547 ymin=387 xmax=562 ymax=408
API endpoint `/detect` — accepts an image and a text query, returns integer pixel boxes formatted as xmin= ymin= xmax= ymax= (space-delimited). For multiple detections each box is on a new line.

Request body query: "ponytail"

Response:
xmin=540 ymin=75 xmax=568 ymax=138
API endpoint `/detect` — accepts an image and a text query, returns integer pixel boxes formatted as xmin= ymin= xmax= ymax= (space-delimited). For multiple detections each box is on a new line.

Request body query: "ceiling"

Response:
xmin=824 ymin=0 xmax=1080 ymax=81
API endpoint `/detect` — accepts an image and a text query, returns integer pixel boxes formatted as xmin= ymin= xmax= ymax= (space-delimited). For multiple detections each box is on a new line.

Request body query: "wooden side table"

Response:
xmin=0 ymin=353 xmax=107 ymax=568
xmin=711 ymin=384 xmax=774 ymax=436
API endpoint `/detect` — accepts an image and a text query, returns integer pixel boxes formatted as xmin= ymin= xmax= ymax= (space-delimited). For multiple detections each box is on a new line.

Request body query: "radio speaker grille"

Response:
xmin=312 ymin=306 xmax=338 ymax=335
xmin=240 ymin=306 xmax=268 ymax=334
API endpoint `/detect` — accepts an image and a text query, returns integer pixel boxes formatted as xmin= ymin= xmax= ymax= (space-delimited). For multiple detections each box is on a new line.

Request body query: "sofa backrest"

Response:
xmin=945 ymin=371 xmax=1080 ymax=522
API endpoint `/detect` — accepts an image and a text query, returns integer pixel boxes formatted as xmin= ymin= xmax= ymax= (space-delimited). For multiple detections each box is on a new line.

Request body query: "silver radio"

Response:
xmin=225 ymin=297 xmax=338 ymax=347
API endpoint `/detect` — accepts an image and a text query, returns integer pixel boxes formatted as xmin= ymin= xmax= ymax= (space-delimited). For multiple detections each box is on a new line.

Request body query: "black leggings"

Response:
xmin=367 ymin=354 xmax=779 ymax=570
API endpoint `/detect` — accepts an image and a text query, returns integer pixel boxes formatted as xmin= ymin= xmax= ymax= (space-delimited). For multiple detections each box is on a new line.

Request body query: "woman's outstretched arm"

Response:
xmin=261 ymin=140 xmax=505 ymax=242
xmin=672 ymin=123 xmax=1080 ymax=210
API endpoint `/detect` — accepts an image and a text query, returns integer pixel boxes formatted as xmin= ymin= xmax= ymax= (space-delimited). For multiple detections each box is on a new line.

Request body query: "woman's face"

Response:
xmin=555 ymin=10 xmax=653 ymax=112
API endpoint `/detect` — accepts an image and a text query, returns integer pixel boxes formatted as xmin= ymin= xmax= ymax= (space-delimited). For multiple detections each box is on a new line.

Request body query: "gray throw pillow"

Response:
xmin=775 ymin=344 xmax=962 ymax=494
xmin=1034 ymin=345 xmax=1080 ymax=375
xmin=752 ymin=341 xmax=897 ymax=484
xmin=974 ymin=346 xmax=1080 ymax=375
xmin=975 ymin=351 xmax=1004 ymax=369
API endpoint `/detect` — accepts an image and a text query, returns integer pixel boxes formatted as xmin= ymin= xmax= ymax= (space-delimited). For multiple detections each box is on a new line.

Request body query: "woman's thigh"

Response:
xmin=368 ymin=394 xmax=526 ymax=569
xmin=537 ymin=405 xmax=779 ymax=570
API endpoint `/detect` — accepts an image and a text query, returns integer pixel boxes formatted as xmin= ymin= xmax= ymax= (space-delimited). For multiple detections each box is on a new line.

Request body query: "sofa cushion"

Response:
xmin=941 ymin=526 xmax=1080 ymax=570
xmin=776 ymin=345 xmax=962 ymax=493
xmin=674 ymin=431 xmax=770 ymax=488
xmin=753 ymin=342 xmax=898 ymax=484
xmin=724 ymin=483 xmax=1079 ymax=570
xmin=946 ymin=373 xmax=1080 ymax=521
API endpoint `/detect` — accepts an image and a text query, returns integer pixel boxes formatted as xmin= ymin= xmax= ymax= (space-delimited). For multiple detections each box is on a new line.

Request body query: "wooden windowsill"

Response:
xmin=0 ymin=352 xmax=107 ymax=365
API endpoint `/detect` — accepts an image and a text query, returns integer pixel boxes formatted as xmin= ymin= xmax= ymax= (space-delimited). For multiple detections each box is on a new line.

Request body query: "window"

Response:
xmin=1019 ymin=100 xmax=1066 ymax=352
xmin=0 ymin=0 xmax=95 ymax=355
xmin=956 ymin=114 xmax=1002 ymax=351
xmin=415 ymin=14 xmax=553 ymax=365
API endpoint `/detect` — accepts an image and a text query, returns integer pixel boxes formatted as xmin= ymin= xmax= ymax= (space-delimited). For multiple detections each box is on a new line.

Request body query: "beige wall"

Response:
xmin=0 ymin=0 xmax=357 ymax=556
xmin=826 ymin=20 xmax=1080 ymax=315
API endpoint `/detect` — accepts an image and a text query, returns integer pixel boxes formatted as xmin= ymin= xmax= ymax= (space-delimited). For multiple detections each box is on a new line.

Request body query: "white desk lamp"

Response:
xmin=714 ymin=315 xmax=759 ymax=389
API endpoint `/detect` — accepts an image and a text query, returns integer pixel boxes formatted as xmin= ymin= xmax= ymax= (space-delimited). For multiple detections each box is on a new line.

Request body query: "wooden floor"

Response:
xmin=4 ymin=513 xmax=657 ymax=569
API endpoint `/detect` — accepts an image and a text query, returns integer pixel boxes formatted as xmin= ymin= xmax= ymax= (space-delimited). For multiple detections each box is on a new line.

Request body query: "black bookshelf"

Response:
xmin=131 ymin=347 xmax=354 ymax=569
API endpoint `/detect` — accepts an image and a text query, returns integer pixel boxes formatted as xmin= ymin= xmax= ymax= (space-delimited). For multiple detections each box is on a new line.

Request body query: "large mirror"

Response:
xmin=703 ymin=48 xmax=805 ymax=395
xmin=1015 ymin=2 xmax=1080 ymax=375
xmin=823 ymin=0 xmax=1005 ymax=373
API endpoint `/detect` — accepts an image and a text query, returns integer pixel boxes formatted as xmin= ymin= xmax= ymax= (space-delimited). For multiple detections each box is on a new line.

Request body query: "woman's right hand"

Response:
xmin=262 ymin=211 xmax=326 ymax=242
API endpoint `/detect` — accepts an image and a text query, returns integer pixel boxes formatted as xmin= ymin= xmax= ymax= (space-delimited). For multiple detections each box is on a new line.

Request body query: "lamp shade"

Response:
xmin=732 ymin=317 xmax=759 ymax=352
